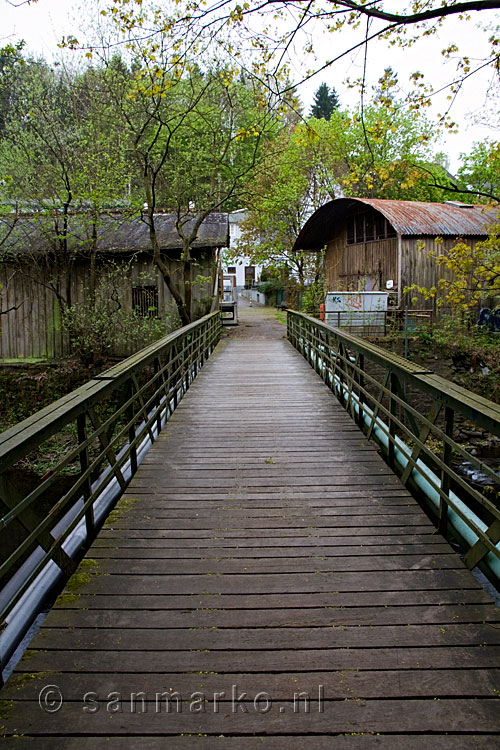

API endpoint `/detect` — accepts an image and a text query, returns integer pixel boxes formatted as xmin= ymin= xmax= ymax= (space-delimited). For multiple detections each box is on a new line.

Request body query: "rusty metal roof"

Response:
xmin=293 ymin=198 xmax=498 ymax=251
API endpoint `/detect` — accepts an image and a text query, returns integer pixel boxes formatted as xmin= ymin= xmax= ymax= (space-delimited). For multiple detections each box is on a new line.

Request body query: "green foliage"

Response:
xmin=301 ymin=281 xmax=325 ymax=317
xmin=310 ymin=83 xmax=340 ymax=121
xmin=457 ymin=140 xmax=500 ymax=203
xmin=258 ymin=277 xmax=284 ymax=296
xmin=0 ymin=41 xmax=26 ymax=136
xmin=0 ymin=43 xmax=284 ymax=327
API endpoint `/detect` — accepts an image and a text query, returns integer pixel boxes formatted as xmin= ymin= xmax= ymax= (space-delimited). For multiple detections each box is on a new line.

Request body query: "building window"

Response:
xmin=346 ymin=213 xmax=396 ymax=244
xmin=226 ymin=266 xmax=236 ymax=274
xmin=244 ymin=266 xmax=255 ymax=289
xmin=132 ymin=285 xmax=158 ymax=317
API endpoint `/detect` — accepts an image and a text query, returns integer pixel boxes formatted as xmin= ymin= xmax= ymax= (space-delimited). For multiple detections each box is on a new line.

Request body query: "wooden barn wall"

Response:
xmin=0 ymin=265 xmax=75 ymax=360
xmin=324 ymin=221 xmax=484 ymax=314
xmin=0 ymin=251 xmax=216 ymax=360
xmin=401 ymin=237 xmax=482 ymax=312
xmin=325 ymin=234 xmax=398 ymax=292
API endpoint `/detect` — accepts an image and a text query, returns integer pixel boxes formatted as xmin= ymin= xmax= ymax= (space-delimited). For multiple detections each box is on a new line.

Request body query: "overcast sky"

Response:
xmin=2 ymin=0 xmax=499 ymax=171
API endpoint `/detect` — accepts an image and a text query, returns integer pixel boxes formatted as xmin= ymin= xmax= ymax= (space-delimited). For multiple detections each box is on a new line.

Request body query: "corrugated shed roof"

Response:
xmin=0 ymin=212 xmax=229 ymax=257
xmin=293 ymin=198 xmax=498 ymax=251
xmin=358 ymin=198 xmax=498 ymax=236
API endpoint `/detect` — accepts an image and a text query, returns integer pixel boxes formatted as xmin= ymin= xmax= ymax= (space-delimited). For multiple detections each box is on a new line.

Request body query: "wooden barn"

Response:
xmin=293 ymin=198 xmax=498 ymax=309
xmin=0 ymin=212 xmax=228 ymax=359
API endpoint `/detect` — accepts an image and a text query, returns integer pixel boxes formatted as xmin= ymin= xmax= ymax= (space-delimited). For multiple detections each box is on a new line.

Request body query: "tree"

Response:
xmin=332 ymin=102 xmax=452 ymax=200
xmin=0 ymin=57 xmax=82 ymax=311
xmin=0 ymin=54 xmax=130 ymax=312
xmin=0 ymin=41 xmax=26 ymax=136
xmin=310 ymin=83 xmax=339 ymax=120
xmin=232 ymin=124 xmax=330 ymax=289
xmin=91 ymin=8 xmax=286 ymax=325
xmin=235 ymin=89 xmax=454 ymax=302
xmin=92 ymin=0 xmax=500 ymax=129
xmin=456 ymin=140 xmax=500 ymax=203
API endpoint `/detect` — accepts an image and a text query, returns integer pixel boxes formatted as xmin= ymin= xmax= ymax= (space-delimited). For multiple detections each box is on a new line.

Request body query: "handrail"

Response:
xmin=0 ymin=311 xmax=221 ymax=679
xmin=287 ymin=310 xmax=500 ymax=587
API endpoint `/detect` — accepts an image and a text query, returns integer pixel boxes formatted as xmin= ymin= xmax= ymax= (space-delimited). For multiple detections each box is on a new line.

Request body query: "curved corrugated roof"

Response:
xmin=294 ymin=198 xmax=498 ymax=251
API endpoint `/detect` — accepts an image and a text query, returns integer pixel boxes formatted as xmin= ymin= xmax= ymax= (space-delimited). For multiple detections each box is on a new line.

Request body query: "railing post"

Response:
xmin=173 ymin=342 xmax=179 ymax=410
xmin=77 ymin=413 xmax=94 ymax=538
xmin=357 ymin=353 xmax=365 ymax=429
xmin=439 ymin=406 xmax=454 ymax=533
xmin=127 ymin=382 xmax=138 ymax=475
xmin=338 ymin=342 xmax=346 ymax=407
xmin=184 ymin=334 xmax=191 ymax=394
xmin=154 ymin=357 xmax=161 ymax=434
xmin=388 ymin=371 xmax=398 ymax=468
xmin=201 ymin=321 xmax=207 ymax=366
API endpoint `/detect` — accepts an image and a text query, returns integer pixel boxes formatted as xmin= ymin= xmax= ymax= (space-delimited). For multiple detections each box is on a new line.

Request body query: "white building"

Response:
xmin=224 ymin=209 xmax=263 ymax=292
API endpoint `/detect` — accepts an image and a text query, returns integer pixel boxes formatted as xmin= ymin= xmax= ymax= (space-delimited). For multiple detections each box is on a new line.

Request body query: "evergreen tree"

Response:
xmin=309 ymin=83 xmax=340 ymax=121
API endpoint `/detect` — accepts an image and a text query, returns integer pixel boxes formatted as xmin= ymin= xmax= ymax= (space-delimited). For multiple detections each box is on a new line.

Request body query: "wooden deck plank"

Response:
xmin=15 ymin=645 xmax=500 ymax=673
xmin=62 ymin=588 xmax=494 ymax=609
xmin=74 ymin=553 xmax=463 ymax=576
xmin=2 ymin=738 xmax=498 ymax=750
xmin=41 ymin=570 xmax=483 ymax=594
xmin=3 ymin=699 xmax=500 ymax=735
xmin=40 ymin=603 xmax=500 ymax=628
xmin=2 ymin=304 xmax=500 ymax=744
xmin=29 ymin=623 xmax=500 ymax=650
xmin=3 ymin=668 xmax=500 ymax=702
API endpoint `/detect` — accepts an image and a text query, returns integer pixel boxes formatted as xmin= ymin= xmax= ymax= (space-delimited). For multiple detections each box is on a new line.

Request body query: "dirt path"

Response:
xmin=223 ymin=297 xmax=287 ymax=341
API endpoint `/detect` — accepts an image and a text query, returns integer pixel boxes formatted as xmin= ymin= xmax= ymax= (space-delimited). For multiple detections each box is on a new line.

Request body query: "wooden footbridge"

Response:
xmin=1 ymin=304 xmax=500 ymax=746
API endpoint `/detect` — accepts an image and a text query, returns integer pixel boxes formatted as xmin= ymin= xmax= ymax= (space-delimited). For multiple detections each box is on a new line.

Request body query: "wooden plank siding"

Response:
xmin=1 ymin=304 xmax=499 ymax=746
xmin=401 ymin=236 xmax=483 ymax=312
xmin=325 ymin=235 xmax=398 ymax=293
xmin=323 ymin=212 xmax=485 ymax=313
xmin=0 ymin=254 xmax=214 ymax=360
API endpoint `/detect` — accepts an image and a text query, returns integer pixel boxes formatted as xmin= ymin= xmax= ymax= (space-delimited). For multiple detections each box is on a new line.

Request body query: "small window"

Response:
xmin=355 ymin=215 xmax=364 ymax=244
xmin=365 ymin=214 xmax=375 ymax=242
xmin=375 ymin=214 xmax=386 ymax=240
xmin=132 ymin=285 xmax=158 ymax=317
xmin=347 ymin=212 xmax=395 ymax=244
xmin=386 ymin=220 xmax=396 ymax=238
xmin=346 ymin=217 xmax=355 ymax=244
xmin=226 ymin=266 xmax=236 ymax=274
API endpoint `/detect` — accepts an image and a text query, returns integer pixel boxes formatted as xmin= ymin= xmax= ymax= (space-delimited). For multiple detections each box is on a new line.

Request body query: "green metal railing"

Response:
xmin=0 ymin=311 xmax=221 ymax=676
xmin=288 ymin=310 xmax=500 ymax=586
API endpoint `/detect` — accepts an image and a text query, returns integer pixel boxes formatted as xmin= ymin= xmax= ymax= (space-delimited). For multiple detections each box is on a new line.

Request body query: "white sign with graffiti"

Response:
xmin=325 ymin=292 xmax=388 ymax=329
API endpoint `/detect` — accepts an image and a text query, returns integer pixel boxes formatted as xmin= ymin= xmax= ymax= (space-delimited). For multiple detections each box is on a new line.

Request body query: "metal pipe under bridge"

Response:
xmin=1 ymin=302 xmax=500 ymax=746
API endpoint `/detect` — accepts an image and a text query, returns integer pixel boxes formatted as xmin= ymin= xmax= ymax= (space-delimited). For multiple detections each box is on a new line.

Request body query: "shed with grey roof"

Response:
xmin=0 ymin=211 xmax=228 ymax=359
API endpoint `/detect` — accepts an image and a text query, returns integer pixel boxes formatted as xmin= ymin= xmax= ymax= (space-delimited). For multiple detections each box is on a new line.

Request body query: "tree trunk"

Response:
xmin=184 ymin=259 xmax=192 ymax=322
xmin=89 ymin=214 xmax=98 ymax=303
xmin=148 ymin=212 xmax=191 ymax=326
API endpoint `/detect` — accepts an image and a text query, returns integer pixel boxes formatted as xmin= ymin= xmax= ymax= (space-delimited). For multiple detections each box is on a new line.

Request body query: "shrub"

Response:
xmin=62 ymin=265 xmax=180 ymax=363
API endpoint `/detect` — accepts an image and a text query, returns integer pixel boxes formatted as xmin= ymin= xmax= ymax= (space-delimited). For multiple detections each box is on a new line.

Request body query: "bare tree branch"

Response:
xmin=417 ymin=163 xmax=500 ymax=204
xmin=332 ymin=1 xmax=500 ymax=26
